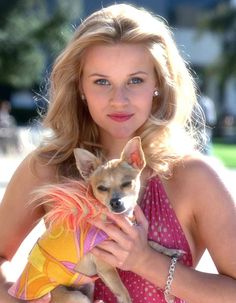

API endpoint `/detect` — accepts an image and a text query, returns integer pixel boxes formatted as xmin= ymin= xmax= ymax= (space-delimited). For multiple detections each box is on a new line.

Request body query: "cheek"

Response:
xmin=138 ymin=90 xmax=154 ymax=109
xmin=94 ymin=191 xmax=110 ymax=206
xmin=139 ymin=98 xmax=153 ymax=118
xmin=87 ymin=103 xmax=98 ymax=117
xmin=123 ymin=185 xmax=139 ymax=198
xmin=86 ymin=97 xmax=103 ymax=116
xmin=86 ymin=93 xmax=107 ymax=112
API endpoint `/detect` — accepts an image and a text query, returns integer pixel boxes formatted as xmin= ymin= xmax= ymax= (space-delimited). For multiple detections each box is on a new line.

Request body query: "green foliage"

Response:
xmin=212 ymin=143 xmax=236 ymax=168
xmin=0 ymin=0 xmax=83 ymax=89
xmin=199 ymin=4 xmax=236 ymax=32
xmin=198 ymin=4 xmax=236 ymax=83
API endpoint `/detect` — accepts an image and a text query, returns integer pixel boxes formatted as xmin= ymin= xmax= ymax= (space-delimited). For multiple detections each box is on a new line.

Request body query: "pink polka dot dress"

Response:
xmin=94 ymin=177 xmax=192 ymax=303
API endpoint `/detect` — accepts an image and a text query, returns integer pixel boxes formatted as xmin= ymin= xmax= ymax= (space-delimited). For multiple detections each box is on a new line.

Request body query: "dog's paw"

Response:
xmin=149 ymin=241 xmax=185 ymax=258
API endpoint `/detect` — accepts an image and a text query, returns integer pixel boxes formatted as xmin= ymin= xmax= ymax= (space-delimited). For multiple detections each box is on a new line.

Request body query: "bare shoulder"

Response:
xmin=2 ymin=151 xmax=57 ymax=201
xmin=170 ymin=154 xmax=236 ymax=275
xmin=169 ymin=153 xmax=236 ymax=223
xmin=171 ymin=153 xmax=233 ymax=200
xmin=17 ymin=151 xmax=57 ymax=182
xmin=0 ymin=151 xmax=56 ymax=260
xmin=2 ymin=150 xmax=59 ymax=210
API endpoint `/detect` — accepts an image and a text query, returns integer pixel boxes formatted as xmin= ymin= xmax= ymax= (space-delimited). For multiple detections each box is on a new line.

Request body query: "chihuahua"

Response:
xmin=73 ymin=136 xmax=183 ymax=303
xmin=9 ymin=137 xmax=183 ymax=303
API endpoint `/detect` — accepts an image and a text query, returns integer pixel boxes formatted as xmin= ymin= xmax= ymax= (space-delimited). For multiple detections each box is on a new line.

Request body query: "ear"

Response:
xmin=73 ymin=148 xmax=99 ymax=180
xmin=121 ymin=137 xmax=146 ymax=170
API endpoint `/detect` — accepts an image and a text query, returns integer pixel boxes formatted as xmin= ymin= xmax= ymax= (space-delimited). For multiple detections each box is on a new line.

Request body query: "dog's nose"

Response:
xmin=110 ymin=198 xmax=124 ymax=212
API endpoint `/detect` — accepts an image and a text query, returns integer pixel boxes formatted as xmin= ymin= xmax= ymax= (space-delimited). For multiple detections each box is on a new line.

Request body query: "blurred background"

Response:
xmin=0 ymin=0 xmax=236 ymax=166
xmin=0 ymin=0 xmax=235 ymax=280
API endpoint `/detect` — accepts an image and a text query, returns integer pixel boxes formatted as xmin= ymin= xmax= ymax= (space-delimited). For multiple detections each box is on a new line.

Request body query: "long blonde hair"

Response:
xmin=35 ymin=3 xmax=201 ymax=178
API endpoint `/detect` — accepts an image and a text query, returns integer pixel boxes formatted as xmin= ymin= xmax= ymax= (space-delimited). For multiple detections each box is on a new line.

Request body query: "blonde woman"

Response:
xmin=0 ymin=3 xmax=235 ymax=303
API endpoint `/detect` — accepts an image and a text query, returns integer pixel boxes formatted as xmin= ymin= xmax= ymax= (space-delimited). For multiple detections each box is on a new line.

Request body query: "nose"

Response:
xmin=110 ymin=198 xmax=125 ymax=213
xmin=110 ymin=86 xmax=128 ymax=106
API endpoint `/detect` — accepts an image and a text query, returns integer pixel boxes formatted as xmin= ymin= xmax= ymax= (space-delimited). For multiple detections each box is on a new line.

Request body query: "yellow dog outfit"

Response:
xmin=8 ymin=181 xmax=108 ymax=300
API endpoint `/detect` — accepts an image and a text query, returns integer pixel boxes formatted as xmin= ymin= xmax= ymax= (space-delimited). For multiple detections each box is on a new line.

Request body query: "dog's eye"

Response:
xmin=121 ymin=181 xmax=132 ymax=188
xmin=97 ymin=185 xmax=109 ymax=192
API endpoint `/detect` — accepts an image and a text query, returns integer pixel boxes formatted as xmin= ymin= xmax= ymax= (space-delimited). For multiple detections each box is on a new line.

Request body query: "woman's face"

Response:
xmin=81 ymin=43 xmax=157 ymax=143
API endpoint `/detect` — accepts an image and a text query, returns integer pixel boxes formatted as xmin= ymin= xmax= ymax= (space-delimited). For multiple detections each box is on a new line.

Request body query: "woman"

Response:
xmin=0 ymin=3 xmax=235 ymax=303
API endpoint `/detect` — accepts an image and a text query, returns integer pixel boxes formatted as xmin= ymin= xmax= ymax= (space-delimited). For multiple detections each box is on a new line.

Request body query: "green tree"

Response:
xmin=199 ymin=3 xmax=236 ymax=83
xmin=0 ymin=0 xmax=83 ymax=89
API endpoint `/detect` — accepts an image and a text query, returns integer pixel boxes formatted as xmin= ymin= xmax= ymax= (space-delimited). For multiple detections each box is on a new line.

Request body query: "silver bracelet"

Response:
xmin=164 ymin=257 xmax=178 ymax=303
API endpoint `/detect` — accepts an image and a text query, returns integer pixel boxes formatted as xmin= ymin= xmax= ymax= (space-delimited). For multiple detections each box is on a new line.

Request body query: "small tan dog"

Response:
xmin=9 ymin=137 xmax=183 ymax=303
xmin=71 ymin=136 xmax=183 ymax=303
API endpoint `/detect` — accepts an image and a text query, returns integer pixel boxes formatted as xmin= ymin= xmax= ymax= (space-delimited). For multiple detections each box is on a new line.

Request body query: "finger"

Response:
xmin=96 ymin=239 xmax=123 ymax=256
xmin=89 ymin=211 xmax=147 ymax=245
xmin=93 ymin=220 xmax=132 ymax=248
xmin=106 ymin=207 xmax=148 ymax=236
xmin=134 ymin=205 xmax=148 ymax=231
xmin=91 ymin=246 xmax=120 ymax=267
xmin=105 ymin=212 xmax=138 ymax=235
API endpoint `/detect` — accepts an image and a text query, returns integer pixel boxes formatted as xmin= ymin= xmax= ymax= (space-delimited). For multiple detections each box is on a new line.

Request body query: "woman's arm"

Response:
xmin=90 ymin=157 xmax=236 ymax=303
xmin=0 ymin=154 xmax=46 ymax=261
xmin=0 ymin=153 xmax=48 ymax=302
xmin=0 ymin=257 xmax=21 ymax=303
xmin=0 ymin=154 xmax=98 ymax=303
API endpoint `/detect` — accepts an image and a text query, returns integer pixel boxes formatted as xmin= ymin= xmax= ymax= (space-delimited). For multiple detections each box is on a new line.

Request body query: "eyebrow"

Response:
xmin=88 ymin=71 xmax=148 ymax=78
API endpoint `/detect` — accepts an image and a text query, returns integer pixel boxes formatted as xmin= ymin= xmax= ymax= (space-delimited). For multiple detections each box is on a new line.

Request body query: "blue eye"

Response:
xmin=129 ymin=77 xmax=143 ymax=84
xmin=95 ymin=79 xmax=110 ymax=85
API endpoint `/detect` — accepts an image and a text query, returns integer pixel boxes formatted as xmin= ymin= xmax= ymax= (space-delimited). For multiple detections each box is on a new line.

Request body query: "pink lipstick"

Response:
xmin=107 ymin=113 xmax=134 ymax=122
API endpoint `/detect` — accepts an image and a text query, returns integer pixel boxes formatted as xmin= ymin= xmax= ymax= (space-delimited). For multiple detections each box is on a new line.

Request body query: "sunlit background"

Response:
xmin=0 ymin=0 xmax=236 ymax=164
xmin=0 ymin=0 xmax=235 ymax=281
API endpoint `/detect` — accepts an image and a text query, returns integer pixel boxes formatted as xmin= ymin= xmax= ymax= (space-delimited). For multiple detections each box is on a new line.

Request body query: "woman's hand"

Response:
xmin=89 ymin=205 xmax=152 ymax=273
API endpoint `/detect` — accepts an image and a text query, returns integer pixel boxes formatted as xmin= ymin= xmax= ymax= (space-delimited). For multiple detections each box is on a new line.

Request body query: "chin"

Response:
xmin=111 ymin=131 xmax=136 ymax=140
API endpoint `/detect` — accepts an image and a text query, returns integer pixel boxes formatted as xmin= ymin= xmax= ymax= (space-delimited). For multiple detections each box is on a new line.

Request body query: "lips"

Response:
xmin=107 ymin=113 xmax=134 ymax=122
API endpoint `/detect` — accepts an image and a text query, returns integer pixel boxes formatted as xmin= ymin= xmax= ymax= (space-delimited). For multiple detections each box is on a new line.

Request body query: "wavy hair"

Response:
xmin=35 ymin=3 xmax=202 ymax=178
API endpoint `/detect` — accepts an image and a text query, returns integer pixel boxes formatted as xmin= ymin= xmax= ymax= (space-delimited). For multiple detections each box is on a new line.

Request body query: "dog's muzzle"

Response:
xmin=110 ymin=198 xmax=125 ymax=213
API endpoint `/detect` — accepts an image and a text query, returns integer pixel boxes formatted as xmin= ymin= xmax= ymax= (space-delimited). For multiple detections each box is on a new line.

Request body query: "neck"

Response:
xmin=101 ymin=137 xmax=132 ymax=160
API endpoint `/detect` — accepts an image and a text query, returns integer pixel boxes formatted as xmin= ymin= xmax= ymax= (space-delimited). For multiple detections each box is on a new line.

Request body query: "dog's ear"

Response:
xmin=121 ymin=137 xmax=146 ymax=170
xmin=74 ymin=148 xmax=99 ymax=180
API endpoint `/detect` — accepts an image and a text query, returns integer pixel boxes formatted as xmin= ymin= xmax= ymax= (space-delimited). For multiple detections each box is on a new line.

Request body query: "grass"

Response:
xmin=212 ymin=142 xmax=236 ymax=168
